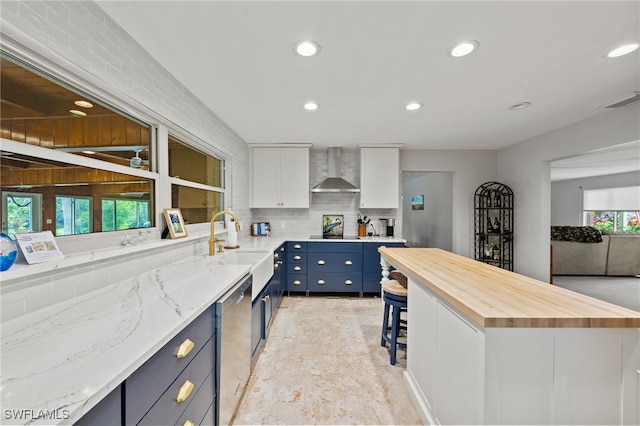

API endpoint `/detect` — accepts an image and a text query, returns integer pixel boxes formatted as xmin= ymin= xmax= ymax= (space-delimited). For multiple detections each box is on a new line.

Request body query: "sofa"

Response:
xmin=551 ymin=226 xmax=640 ymax=276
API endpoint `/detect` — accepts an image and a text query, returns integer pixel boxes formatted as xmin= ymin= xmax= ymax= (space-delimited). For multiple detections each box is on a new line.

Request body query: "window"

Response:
xmin=102 ymin=198 xmax=151 ymax=231
xmin=1 ymin=54 xmax=156 ymax=237
xmin=168 ymin=136 xmax=225 ymax=224
xmin=582 ymin=186 xmax=640 ymax=233
xmin=56 ymin=196 xmax=92 ymax=235
xmin=1 ymin=192 xmax=42 ymax=238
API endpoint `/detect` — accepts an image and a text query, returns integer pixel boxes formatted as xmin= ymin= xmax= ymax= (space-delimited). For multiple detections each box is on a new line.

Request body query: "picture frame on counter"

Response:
xmin=163 ymin=208 xmax=188 ymax=239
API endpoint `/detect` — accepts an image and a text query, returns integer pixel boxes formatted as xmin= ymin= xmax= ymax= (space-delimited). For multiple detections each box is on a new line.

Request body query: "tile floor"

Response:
xmin=552 ymin=275 xmax=640 ymax=312
xmin=233 ymin=295 xmax=422 ymax=425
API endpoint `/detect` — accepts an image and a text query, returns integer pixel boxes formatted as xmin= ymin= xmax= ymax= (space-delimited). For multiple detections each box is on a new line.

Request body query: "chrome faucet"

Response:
xmin=209 ymin=210 xmax=241 ymax=255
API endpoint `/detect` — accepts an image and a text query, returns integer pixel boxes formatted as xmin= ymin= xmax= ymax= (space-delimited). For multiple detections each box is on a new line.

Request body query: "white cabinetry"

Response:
xmin=359 ymin=146 xmax=400 ymax=209
xmin=405 ymin=278 xmax=640 ymax=425
xmin=250 ymin=145 xmax=310 ymax=208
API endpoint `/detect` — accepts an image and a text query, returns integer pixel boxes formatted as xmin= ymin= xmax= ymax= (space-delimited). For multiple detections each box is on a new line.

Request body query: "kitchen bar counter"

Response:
xmin=1 ymin=254 xmax=252 ymax=425
xmin=379 ymin=247 xmax=640 ymax=327
xmin=379 ymin=247 xmax=640 ymax=425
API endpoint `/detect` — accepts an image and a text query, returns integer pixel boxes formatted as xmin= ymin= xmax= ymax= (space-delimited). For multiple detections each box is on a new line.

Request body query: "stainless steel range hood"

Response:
xmin=311 ymin=147 xmax=360 ymax=193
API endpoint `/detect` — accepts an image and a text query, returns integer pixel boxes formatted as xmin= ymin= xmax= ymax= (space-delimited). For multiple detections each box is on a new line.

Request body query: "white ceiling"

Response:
xmin=96 ymin=1 xmax=639 ymax=153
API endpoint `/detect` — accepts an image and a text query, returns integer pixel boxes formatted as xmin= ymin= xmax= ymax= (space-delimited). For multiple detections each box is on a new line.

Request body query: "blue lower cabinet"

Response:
xmin=251 ymin=295 xmax=263 ymax=361
xmin=308 ymin=272 xmax=363 ymax=293
xmin=262 ymin=285 xmax=273 ymax=336
xmin=137 ymin=337 xmax=215 ymax=425
xmin=199 ymin=401 xmax=216 ymax=426
xmin=74 ymin=385 xmax=122 ymax=425
xmin=287 ymin=274 xmax=307 ymax=292
xmin=125 ymin=307 xmax=215 ymax=425
xmin=362 ymin=242 xmax=404 ymax=293
xmin=174 ymin=370 xmax=215 ymax=426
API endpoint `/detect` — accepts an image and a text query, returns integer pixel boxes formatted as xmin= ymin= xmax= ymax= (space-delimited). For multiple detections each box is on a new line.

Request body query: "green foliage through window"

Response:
xmin=585 ymin=211 xmax=640 ymax=233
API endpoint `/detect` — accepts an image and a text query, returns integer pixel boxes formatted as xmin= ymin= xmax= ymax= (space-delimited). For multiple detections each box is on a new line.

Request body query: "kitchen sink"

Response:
xmin=215 ymin=250 xmax=274 ymax=299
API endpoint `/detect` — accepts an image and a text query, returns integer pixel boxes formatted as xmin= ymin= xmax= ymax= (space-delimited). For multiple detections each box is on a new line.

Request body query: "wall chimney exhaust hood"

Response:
xmin=311 ymin=147 xmax=360 ymax=193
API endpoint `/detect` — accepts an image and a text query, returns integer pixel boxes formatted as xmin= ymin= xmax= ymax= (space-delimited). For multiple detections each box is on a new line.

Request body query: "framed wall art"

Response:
xmin=163 ymin=208 xmax=188 ymax=239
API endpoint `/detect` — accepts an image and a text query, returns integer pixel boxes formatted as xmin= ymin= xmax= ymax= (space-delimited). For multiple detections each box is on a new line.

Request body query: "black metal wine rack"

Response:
xmin=474 ymin=181 xmax=514 ymax=271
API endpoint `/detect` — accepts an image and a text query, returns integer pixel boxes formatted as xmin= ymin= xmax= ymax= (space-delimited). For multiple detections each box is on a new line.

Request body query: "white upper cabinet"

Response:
xmin=359 ymin=146 xmax=401 ymax=209
xmin=250 ymin=145 xmax=310 ymax=208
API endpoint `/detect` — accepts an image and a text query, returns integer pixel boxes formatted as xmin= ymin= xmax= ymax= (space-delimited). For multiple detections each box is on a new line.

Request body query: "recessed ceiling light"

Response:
xmin=607 ymin=43 xmax=639 ymax=58
xmin=74 ymin=100 xmax=93 ymax=108
xmin=451 ymin=41 xmax=479 ymax=57
xmin=294 ymin=41 xmax=320 ymax=57
xmin=69 ymin=109 xmax=87 ymax=117
xmin=509 ymin=102 xmax=532 ymax=110
xmin=405 ymin=102 xmax=422 ymax=111
xmin=303 ymin=102 xmax=319 ymax=111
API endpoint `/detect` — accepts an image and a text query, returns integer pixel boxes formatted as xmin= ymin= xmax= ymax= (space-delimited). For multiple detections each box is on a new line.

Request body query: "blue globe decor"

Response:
xmin=0 ymin=233 xmax=18 ymax=272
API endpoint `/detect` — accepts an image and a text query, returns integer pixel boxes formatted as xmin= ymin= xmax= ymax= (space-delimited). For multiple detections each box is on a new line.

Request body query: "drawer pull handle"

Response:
xmin=345 ymin=260 xmax=353 ymax=265
xmin=345 ymin=280 xmax=353 ymax=285
xmin=317 ymin=280 xmax=325 ymax=285
xmin=294 ymin=244 xmax=301 ymax=249
xmin=294 ymin=255 xmax=301 ymax=260
xmin=176 ymin=339 xmax=194 ymax=359
xmin=317 ymin=260 xmax=325 ymax=265
xmin=176 ymin=380 xmax=194 ymax=403
xmin=184 ymin=421 xmax=195 ymax=426
xmin=293 ymin=280 xmax=301 ymax=285
xmin=262 ymin=294 xmax=270 ymax=302
xmin=294 ymin=266 xmax=301 ymax=271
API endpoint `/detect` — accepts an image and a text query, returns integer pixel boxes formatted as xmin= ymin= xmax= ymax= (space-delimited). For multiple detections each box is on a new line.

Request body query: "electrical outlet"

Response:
xmin=281 ymin=221 xmax=286 ymax=229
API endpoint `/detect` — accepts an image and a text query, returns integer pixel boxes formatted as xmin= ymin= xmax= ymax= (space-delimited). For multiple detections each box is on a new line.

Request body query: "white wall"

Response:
xmin=498 ymin=104 xmax=640 ymax=281
xmin=551 ymin=171 xmax=640 ymax=226
xmin=401 ymin=150 xmax=498 ymax=257
xmin=0 ymin=0 xmax=250 ymax=231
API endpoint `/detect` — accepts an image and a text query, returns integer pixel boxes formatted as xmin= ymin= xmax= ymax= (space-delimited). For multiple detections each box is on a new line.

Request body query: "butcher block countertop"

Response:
xmin=378 ymin=247 xmax=640 ymax=328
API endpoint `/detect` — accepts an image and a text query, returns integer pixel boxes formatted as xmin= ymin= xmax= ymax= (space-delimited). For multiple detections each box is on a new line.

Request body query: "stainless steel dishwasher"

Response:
xmin=216 ymin=274 xmax=252 ymax=426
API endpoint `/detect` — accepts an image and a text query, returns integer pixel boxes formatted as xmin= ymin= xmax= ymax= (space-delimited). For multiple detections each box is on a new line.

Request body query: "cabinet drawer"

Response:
xmin=174 ymin=370 xmax=215 ymax=426
xmin=138 ymin=337 xmax=215 ymax=425
xmin=287 ymin=252 xmax=307 ymax=265
xmin=288 ymin=262 xmax=307 ymax=274
xmin=363 ymin=242 xmax=404 ymax=272
xmin=287 ymin=241 xmax=307 ymax=252
xmin=308 ymin=242 xmax=362 ymax=253
xmin=125 ymin=307 xmax=215 ymax=424
xmin=287 ymin=274 xmax=307 ymax=291
xmin=308 ymin=273 xmax=362 ymax=292
xmin=308 ymin=253 xmax=362 ymax=272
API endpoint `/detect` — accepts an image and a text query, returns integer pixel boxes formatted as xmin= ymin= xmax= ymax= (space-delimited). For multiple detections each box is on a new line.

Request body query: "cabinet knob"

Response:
xmin=274 ymin=263 xmax=279 ymax=269
xmin=280 ymin=247 xmax=285 ymax=251
xmin=317 ymin=280 xmax=325 ymax=285
xmin=274 ymin=253 xmax=279 ymax=259
xmin=345 ymin=260 xmax=353 ymax=265
xmin=293 ymin=280 xmax=301 ymax=285
xmin=294 ymin=266 xmax=301 ymax=271
xmin=317 ymin=260 xmax=325 ymax=265
xmin=294 ymin=244 xmax=301 ymax=249
xmin=176 ymin=339 xmax=195 ymax=359
xmin=345 ymin=280 xmax=353 ymax=285
xmin=183 ymin=421 xmax=195 ymax=426
xmin=176 ymin=380 xmax=194 ymax=403
xmin=294 ymin=255 xmax=301 ymax=260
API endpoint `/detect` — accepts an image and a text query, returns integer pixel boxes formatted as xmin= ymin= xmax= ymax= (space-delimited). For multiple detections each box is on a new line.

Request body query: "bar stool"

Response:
xmin=381 ymin=272 xmax=408 ymax=365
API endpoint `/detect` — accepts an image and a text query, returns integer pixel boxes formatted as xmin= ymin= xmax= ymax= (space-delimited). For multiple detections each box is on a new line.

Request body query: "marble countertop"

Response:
xmin=1 ymin=254 xmax=253 ymax=425
xmin=0 ymin=234 xmax=404 ymax=425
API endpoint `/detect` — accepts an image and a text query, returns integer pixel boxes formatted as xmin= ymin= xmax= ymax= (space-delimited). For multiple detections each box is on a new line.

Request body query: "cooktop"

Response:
xmin=309 ymin=235 xmax=360 ymax=240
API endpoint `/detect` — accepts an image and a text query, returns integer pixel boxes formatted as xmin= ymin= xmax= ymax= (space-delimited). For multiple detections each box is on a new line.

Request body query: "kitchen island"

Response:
xmin=379 ymin=247 xmax=640 ymax=425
